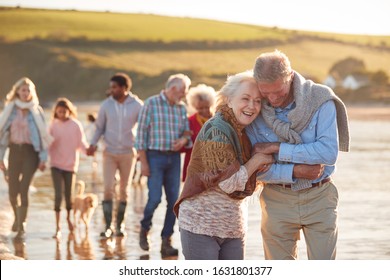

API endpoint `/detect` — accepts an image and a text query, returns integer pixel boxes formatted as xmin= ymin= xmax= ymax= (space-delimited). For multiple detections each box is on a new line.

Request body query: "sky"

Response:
xmin=1 ymin=0 xmax=390 ymax=36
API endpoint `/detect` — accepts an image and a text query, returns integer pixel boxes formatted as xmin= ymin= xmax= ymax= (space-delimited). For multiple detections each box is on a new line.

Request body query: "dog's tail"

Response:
xmin=76 ymin=180 xmax=85 ymax=195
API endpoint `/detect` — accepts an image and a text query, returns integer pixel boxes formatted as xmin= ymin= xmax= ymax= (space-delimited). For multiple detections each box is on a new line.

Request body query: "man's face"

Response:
xmin=108 ymin=81 xmax=126 ymax=100
xmin=167 ymin=84 xmax=187 ymax=105
xmin=257 ymin=78 xmax=292 ymax=108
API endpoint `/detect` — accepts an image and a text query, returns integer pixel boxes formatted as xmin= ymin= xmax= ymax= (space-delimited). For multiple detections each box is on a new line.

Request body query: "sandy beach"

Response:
xmin=1 ymin=103 xmax=390 ymax=260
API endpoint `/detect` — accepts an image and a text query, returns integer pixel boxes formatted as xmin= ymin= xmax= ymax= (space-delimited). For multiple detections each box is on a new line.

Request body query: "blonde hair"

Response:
xmin=215 ymin=71 xmax=257 ymax=111
xmin=186 ymin=84 xmax=216 ymax=112
xmin=5 ymin=77 xmax=39 ymax=104
xmin=253 ymin=49 xmax=293 ymax=83
xmin=52 ymin=97 xmax=77 ymax=119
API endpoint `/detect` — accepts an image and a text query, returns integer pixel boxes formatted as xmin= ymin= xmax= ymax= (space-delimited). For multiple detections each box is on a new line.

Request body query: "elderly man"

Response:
xmin=246 ymin=50 xmax=350 ymax=260
xmin=135 ymin=73 xmax=192 ymax=257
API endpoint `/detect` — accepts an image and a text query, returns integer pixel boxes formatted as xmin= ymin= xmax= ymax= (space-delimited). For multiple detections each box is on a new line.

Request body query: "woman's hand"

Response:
xmin=38 ymin=162 xmax=46 ymax=172
xmin=253 ymin=153 xmax=274 ymax=173
xmin=245 ymin=152 xmax=274 ymax=177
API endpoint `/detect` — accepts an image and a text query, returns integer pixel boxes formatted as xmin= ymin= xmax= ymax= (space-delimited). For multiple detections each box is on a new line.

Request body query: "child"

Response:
xmin=48 ymin=98 xmax=89 ymax=239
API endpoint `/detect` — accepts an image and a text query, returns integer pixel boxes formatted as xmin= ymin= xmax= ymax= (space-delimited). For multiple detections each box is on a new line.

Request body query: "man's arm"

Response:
xmin=278 ymin=101 xmax=339 ymax=165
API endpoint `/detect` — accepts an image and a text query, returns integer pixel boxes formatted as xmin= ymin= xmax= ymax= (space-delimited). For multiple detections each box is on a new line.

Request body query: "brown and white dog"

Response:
xmin=73 ymin=180 xmax=98 ymax=231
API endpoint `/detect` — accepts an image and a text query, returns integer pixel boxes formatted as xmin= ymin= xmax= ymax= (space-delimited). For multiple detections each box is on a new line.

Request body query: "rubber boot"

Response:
xmin=16 ymin=206 xmax=28 ymax=239
xmin=11 ymin=204 xmax=18 ymax=232
xmin=115 ymin=201 xmax=127 ymax=237
xmin=139 ymin=227 xmax=150 ymax=251
xmin=100 ymin=200 xmax=114 ymax=238
xmin=161 ymin=236 xmax=178 ymax=257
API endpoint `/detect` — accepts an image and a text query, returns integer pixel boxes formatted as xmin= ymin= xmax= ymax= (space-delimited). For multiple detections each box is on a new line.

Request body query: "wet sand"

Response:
xmin=1 ymin=104 xmax=390 ymax=260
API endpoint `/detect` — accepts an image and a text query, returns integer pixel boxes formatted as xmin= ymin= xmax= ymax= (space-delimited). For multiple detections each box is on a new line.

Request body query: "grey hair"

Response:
xmin=253 ymin=49 xmax=292 ymax=83
xmin=215 ymin=70 xmax=257 ymax=110
xmin=165 ymin=73 xmax=191 ymax=91
xmin=186 ymin=84 xmax=216 ymax=110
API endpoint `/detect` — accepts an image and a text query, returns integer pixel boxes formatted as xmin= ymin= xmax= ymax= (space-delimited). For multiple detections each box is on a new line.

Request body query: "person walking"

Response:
xmin=0 ymin=77 xmax=52 ymax=239
xmin=87 ymin=73 xmax=143 ymax=238
xmin=174 ymin=71 xmax=274 ymax=260
xmin=181 ymin=84 xmax=216 ymax=182
xmin=48 ymin=98 xmax=89 ymax=239
xmin=135 ymin=73 xmax=192 ymax=257
xmin=246 ymin=50 xmax=350 ymax=260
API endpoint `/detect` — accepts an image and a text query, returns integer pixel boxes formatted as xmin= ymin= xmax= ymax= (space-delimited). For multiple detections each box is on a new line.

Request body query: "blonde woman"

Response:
xmin=0 ymin=77 xmax=52 ymax=239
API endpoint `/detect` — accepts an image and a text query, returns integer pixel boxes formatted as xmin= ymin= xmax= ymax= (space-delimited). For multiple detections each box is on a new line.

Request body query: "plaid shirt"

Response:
xmin=135 ymin=91 xmax=191 ymax=151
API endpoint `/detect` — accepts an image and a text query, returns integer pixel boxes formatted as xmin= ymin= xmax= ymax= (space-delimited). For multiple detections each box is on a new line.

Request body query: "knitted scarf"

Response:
xmin=174 ymin=105 xmax=257 ymax=217
xmin=0 ymin=100 xmax=53 ymax=149
xmin=261 ymin=71 xmax=350 ymax=190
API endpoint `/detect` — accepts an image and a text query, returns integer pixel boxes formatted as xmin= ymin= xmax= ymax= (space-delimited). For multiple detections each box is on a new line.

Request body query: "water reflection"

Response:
xmin=54 ymin=231 xmax=97 ymax=260
xmin=13 ymin=237 xmax=27 ymax=259
xmin=99 ymin=236 xmax=127 ymax=260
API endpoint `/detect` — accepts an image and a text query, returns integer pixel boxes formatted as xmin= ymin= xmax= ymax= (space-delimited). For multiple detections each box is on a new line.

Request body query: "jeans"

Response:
xmin=180 ymin=228 xmax=245 ymax=260
xmin=140 ymin=150 xmax=181 ymax=238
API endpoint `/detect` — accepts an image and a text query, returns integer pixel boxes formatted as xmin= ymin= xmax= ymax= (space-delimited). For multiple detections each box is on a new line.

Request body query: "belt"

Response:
xmin=149 ymin=150 xmax=178 ymax=155
xmin=275 ymin=177 xmax=331 ymax=189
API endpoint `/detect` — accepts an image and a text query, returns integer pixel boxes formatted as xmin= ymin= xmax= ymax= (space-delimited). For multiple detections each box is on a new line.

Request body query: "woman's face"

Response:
xmin=17 ymin=84 xmax=32 ymax=102
xmin=228 ymin=81 xmax=262 ymax=127
xmin=194 ymin=99 xmax=212 ymax=119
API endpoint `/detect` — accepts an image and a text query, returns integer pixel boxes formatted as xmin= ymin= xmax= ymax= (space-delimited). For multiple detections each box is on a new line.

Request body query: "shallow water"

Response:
xmin=1 ymin=117 xmax=390 ymax=260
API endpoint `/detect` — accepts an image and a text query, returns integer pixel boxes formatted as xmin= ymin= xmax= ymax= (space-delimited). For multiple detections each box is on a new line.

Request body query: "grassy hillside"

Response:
xmin=0 ymin=7 xmax=389 ymax=104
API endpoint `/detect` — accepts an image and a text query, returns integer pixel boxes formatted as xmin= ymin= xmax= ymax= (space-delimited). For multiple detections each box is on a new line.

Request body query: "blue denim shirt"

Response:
xmin=0 ymin=106 xmax=48 ymax=162
xmin=246 ymin=100 xmax=338 ymax=184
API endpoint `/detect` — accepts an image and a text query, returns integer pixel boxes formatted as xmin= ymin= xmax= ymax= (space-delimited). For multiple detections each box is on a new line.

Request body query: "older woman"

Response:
xmin=174 ymin=71 xmax=274 ymax=260
xmin=0 ymin=77 xmax=52 ymax=239
xmin=182 ymin=84 xmax=216 ymax=181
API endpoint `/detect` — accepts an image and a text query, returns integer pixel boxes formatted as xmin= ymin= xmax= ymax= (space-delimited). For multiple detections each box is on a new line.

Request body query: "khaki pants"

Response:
xmin=102 ymin=149 xmax=136 ymax=202
xmin=260 ymin=181 xmax=338 ymax=260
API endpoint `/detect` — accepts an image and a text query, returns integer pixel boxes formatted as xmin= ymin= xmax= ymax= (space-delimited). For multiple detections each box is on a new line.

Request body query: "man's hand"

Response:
xmin=252 ymin=142 xmax=280 ymax=155
xmin=138 ymin=150 xmax=150 ymax=177
xmin=172 ymin=137 xmax=188 ymax=151
xmin=293 ymin=164 xmax=324 ymax=180
xmin=0 ymin=161 xmax=5 ymax=171
xmin=86 ymin=145 xmax=97 ymax=156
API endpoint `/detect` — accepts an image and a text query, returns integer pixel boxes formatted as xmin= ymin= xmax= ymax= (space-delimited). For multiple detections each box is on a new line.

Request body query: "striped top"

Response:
xmin=135 ymin=91 xmax=190 ymax=151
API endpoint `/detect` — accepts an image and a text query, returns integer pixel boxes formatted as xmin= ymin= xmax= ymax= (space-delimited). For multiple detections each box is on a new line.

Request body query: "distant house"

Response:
xmin=342 ymin=74 xmax=370 ymax=90
xmin=323 ymin=75 xmax=337 ymax=89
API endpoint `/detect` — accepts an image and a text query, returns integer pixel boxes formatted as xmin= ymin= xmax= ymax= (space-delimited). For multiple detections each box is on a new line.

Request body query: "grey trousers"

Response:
xmin=180 ymin=228 xmax=245 ymax=260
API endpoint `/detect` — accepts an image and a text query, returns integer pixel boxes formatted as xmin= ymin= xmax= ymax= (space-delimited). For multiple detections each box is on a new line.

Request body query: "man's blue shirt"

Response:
xmin=246 ymin=100 xmax=338 ymax=183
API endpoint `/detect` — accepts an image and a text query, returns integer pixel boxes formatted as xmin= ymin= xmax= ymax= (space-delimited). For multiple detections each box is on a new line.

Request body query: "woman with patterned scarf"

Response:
xmin=174 ymin=71 xmax=274 ymax=260
xmin=0 ymin=77 xmax=52 ymax=239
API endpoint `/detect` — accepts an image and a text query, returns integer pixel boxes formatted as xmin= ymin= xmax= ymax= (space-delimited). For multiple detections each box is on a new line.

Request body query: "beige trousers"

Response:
xmin=102 ymin=149 xmax=136 ymax=202
xmin=260 ymin=181 xmax=338 ymax=260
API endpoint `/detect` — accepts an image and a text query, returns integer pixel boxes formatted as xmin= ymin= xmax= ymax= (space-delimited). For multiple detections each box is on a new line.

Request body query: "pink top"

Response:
xmin=10 ymin=109 xmax=31 ymax=145
xmin=49 ymin=118 xmax=88 ymax=172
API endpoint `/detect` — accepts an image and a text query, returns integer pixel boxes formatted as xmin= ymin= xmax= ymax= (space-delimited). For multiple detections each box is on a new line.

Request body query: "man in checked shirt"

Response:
xmin=135 ymin=73 xmax=192 ymax=257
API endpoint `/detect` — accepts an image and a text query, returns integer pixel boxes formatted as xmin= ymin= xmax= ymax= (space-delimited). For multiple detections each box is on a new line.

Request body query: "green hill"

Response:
xmin=1 ymin=7 xmax=389 ymax=104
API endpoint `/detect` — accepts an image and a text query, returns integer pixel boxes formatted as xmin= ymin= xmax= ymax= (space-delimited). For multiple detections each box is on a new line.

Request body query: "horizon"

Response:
xmin=0 ymin=0 xmax=389 ymax=36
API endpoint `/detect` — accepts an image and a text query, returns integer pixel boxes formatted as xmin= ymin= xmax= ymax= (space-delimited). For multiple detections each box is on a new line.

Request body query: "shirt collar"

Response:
xmin=275 ymin=101 xmax=296 ymax=113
